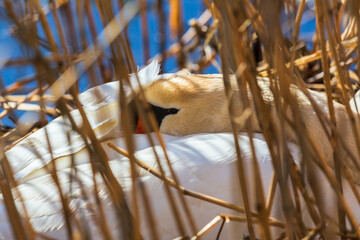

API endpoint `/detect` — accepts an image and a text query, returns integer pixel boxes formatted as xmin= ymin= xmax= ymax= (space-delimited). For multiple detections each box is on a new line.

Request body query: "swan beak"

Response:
xmin=135 ymin=117 xmax=145 ymax=134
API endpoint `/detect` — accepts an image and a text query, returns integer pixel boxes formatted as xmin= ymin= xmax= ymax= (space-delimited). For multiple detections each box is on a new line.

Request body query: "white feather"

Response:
xmin=79 ymin=81 xmax=120 ymax=109
xmin=350 ymin=90 xmax=360 ymax=114
xmin=1 ymin=133 xmax=301 ymax=239
xmin=79 ymin=60 xmax=161 ymax=111
xmin=4 ymin=64 xmax=360 ymax=239
xmin=129 ymin=60 xmax=161 ymax=91
xmin=5 ymin=101 xmax=121 ymax=180
xmin=3 ymin=131 xmax=360 ymax=239
xmin=5 ymin=61 xmax=163 ymax=180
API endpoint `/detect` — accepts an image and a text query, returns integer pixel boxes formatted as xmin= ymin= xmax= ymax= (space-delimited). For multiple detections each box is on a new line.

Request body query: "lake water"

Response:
xmin=0 ymin=1 xmax=316 ymax=127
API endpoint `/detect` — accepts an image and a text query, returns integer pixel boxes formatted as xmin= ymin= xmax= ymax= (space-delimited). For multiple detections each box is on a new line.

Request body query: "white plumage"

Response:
xmin=3 ymin=61 xmax=360 ymax=239
xmin=3 ymin=132 xmax=301 ymax=239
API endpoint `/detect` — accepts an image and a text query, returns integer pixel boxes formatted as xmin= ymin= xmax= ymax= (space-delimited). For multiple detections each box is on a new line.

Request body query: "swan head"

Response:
xmin=136 ymin=74 xmax=236 ymax=136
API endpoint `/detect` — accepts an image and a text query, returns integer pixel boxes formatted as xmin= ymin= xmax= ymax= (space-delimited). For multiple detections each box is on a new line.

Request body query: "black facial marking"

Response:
xmin=128 ymin=99 xmax=140 ymax=132
xmin=150 ymin=104 xmax=179 ymax=127
xmin=128 ymin=99 xmax=180 ymax=132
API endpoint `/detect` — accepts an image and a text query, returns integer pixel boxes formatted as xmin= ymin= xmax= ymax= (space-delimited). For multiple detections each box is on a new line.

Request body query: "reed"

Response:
xmin=1 ymin=0 xmax=360 ymax=239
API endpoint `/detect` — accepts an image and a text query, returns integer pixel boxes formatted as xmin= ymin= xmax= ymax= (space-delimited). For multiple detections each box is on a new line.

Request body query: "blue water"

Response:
xmin=0 ymin=1 xmax=209 ymax=83
xmin=0 ymin=1 xmax=316 ymax=127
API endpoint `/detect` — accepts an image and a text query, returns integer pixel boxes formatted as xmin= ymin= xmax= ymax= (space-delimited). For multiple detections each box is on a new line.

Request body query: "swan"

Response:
xmin=2 ymin=61 xmax=360 ymax=239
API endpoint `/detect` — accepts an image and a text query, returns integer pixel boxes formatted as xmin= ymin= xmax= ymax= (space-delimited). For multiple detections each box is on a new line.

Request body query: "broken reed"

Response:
xmin=1 ymin=0 xmax=360 ymax=239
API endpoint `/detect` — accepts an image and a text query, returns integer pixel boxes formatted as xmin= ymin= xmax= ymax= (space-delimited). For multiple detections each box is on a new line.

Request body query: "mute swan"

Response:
xmin=3 ymin=61 xmax=360 ymax=239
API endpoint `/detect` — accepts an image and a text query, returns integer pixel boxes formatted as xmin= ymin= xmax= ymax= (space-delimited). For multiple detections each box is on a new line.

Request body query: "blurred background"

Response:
xmin=0 ymin=0 xmax=319 ymax=129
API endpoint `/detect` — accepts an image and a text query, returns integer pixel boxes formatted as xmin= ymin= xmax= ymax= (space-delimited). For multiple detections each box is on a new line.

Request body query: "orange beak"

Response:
xmin=135 ymin=117 xmax=145 ymax=134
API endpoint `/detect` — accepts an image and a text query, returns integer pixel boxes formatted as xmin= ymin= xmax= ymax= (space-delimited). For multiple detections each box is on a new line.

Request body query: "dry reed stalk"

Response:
xmin=2 ymin=1 xmax=141 ymax=239
xmin=192 ymin=213 xmax=299 ymax=240
xmin=156 ymin=0 xmax=166 ymax=68
xmin=2 ymin=0 xmax=360 ymax=239
xmin=0 ymin=94 xmax=73 ymax=103
xmin=314 ymin=0 xmax=346 ymax=237
xmin=129 ymin=94 xmax=198 ymax=238
xmin=1 ymin=102 xmax=57 ymax=115
xmin=4 ymin=75 xmax=38 ymax=93
xmin=152 ymin=9 xmax=212 ymax=63
xmin=0 ymin=87 xmax=44 ymax=121
xmin=242 ymin=3 xmax=307 ymax=238
xmin=118 ymin=73 xmax=145 ymax=240
xmin=140 ymin=0 xmax=150 ymax=62
xmin=84 ymin=0 xmax=111 ymax=84
xmin=115 ymin=23 xmax=194 ymax=238
xmin=122 ymin=62 xmax=187 ymax=239
xmin=4 ymin=54 xmax=82 ymax=67
xmin=107 ymin=142 xmax=290 ymax=231
xmin=288 ymin=0 xmax=307 ymax=74
xmin=0 ymin=167 xmax=28 ymax=239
